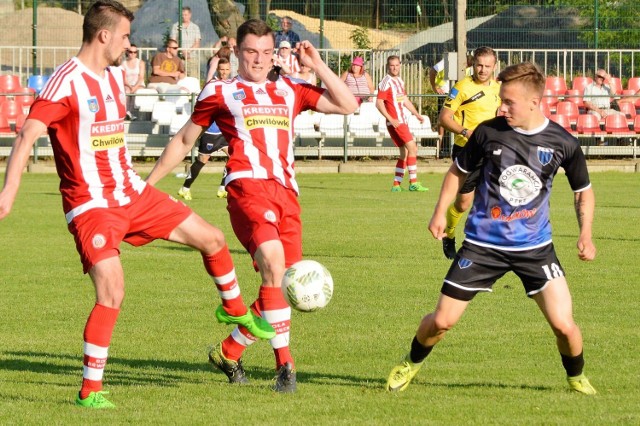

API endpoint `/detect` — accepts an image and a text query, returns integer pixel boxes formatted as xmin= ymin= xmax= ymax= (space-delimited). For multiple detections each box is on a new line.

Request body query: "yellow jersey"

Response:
xmin=443 ymin=76 xmax=501 ymax=147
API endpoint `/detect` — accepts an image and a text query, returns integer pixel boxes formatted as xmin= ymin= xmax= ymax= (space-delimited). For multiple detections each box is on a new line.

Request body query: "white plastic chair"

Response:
xmin=177 ymin=77 xmax=201 ymax=94
xmin=358 ymin=101 xmax=383 ymax=126
xmin=151 ymin=101 xmax=176 ymax=133
xmin=318 ymin=114 xmax=346 ymax=138
xmin=169 ymin=113 xmax=191 ymax=135
xmin=349 ymin=114 xmax=383 ymax=145
xmin=133 ymin=88 xmax=159 ymax=114
xmin=408 ymin=115 xmax=439 ymax=139
xmin=294 ymin=112 xmax=322 ymax=139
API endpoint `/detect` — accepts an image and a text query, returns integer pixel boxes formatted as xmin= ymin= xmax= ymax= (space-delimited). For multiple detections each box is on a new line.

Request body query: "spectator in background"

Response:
xmin=583 ymin=69 xmax=623 ymax=120
xmin=121 ymin=43 xmax=145 ymax=120
xmin=206 ymin=45 xmax=232 ymax=83
xmin=429 ymin=55 xmax=473 ymax=143
xmin=341 ymin=56 xmax=374 ymax=105
xmin=293 ymin=63 xmax=316 ymax=85
xmin=274 ymin=41 xmax=300 ymax=76
xmin=178 ymin=58 xmax=232 ymax=202
xmin=148 ymin=39 xmax=185 ymax=91
xmin=376 ymin=55 xmax=428 ymax=193
xmin=170 ymin=6 xmax=201 ymax=79
xmin=275 ymin=16 xmax=301 ymax=52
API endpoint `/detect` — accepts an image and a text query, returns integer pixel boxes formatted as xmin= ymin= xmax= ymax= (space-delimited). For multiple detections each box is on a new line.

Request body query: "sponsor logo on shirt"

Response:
xmin=256 ymin=88 xmax=267 ymax=95
xmin=105 ymin=94 xmax=114 ymax=103
xmin=490 ymin=205 xmax=538 ymax=222
xmin=90 ymin=120 xmax=125 ymax=151
xmin=242 ymin=105 xmax=290 ymax=130
xmin=498 ymin=164 xmax=542 ymax=206
xmin=264 ymin=210 xmax=277 ymax=222
xmin=87 ymin=97 xmax=99 ymax=113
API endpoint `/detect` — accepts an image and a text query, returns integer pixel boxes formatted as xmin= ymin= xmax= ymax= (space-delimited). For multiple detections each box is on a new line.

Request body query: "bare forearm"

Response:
xmin=574 ymin=188 xmax=595 ymax=236
xmin=147 ymin=123 xmax=201 ymax=185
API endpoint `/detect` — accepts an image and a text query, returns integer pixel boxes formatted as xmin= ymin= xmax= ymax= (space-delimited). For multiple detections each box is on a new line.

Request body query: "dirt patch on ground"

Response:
xmin=271 ymin=10 xmax=410 ymax=50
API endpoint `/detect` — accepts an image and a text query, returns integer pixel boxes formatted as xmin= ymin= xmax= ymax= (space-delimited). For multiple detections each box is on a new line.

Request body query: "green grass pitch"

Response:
xmin=0 ymin=171 xmax=638 ymax=424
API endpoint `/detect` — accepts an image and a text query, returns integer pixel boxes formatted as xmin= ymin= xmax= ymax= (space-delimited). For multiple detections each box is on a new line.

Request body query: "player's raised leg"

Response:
xmin=168 ymin=213 xmax=275 ymax=340
xmin=532 ymin=276 xmax=596 ymax=395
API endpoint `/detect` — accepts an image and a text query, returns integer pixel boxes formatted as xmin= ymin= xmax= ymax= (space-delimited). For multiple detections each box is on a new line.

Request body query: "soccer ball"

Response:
xmin=281 ymin=260 xmax=334 ymax=312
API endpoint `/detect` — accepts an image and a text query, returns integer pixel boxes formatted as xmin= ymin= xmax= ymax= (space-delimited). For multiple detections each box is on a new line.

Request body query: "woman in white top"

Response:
xmin=121 ymin=44 xmax=146 ymax=119
xmin=293 ymin=63 xmax=316 ymax=85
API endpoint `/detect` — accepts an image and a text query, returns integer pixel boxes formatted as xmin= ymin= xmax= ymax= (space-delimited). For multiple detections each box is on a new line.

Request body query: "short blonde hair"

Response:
xmin=497 ymin=62 xmax=545 ymax=97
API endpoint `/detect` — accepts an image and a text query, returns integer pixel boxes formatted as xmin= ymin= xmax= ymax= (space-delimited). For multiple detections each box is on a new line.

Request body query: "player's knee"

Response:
xmin=422 ymin=313 xmax=454 ymax=336
xmin=551 ymin=319 xmax=578 ymax=340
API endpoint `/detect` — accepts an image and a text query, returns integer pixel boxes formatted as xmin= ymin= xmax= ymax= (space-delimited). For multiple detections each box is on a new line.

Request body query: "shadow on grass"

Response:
xmin=1 ymin=350 xmax=552 ymax=392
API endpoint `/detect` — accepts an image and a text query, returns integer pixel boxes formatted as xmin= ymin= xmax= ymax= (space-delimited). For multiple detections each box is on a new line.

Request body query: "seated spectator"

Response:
xmin=583 ymin=69 xmax=623 ymax=120
xmin=120 ymin=44 xmax=146 ymax=120
xmin=148 ymin=39 xmax=185 ymax=92
xmin=293 ymin=63 xmax=316 ymax=85
xmin=206 ymin=45 xmax=232 ymax=83
xmin=340 ymin=56 xmax=374 ymax=105
xmin=274 ymin=41 xmax=300 ymax=76
xmin=275 ymin=16 xmax=301 ymax=52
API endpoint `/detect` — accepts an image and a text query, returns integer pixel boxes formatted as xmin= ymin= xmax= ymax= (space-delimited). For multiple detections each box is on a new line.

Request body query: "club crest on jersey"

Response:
xmin=458 ymin=257 xmax=473 ymax=269
xmin=537 ymin=147 xmax=554 ymax=166
xmin=87 ymin=97 xmax=99 ymax=113
xmin=232 ymin=89 xmax=246 ymax=100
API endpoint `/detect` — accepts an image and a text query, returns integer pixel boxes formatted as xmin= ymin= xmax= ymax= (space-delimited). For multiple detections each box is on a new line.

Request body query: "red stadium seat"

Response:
xmin=626 ymin=77 xmax=640 ymax=93
xmin=0 ymin=113 xmax=11 ymax=133
xmin=617 ymin=101 xmax=636 ymax=123
xmin=608 ymin=77 xmax=623 ymax=95
xmin=550 ymin=113 xmax=572 ymax=132
xmin=571 ymin=76 xmax=592 ymax=92
xmin=576 ymin=114 xmax=603 ymax=135
xmin=555 ymin=101 xmax=579 ymax=124
xmin=539 ymin=101 xmax=551 ymax=118
xmin=14 ymin=114 xmax=26 ymax=132
xmin=564 ymin=89 xmax=585 ymax=111
xmin=16 ymin=87 xmax=36 ymax=110
xmin=634 ymin=115 xmax=640 ymax=133
xmin=0 ymin=74 xmax=21 ymax=94
xmin=545 ymin=76 xmax=567 ymax=95
xmin=604 ymin=113 xmax=633 ymax=134
xmin=541 ymin=89 xmax=559 ymax=112
xmin=0 ymin=99 xmax=21 ymax=122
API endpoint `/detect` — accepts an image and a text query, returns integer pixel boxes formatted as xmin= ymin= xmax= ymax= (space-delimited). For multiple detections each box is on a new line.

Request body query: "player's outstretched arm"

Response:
xmin=428 ymin=163 xmax=465 ymax=239
xmin=146 ymin=119 xmax=204 ymax=186
xmin=0 ymin=119 xmax=46 ymax=220
xmin=298 ymin=41 xmax=358 ymax=115
xmin=574 ymin=187 xmax=596 ymax=261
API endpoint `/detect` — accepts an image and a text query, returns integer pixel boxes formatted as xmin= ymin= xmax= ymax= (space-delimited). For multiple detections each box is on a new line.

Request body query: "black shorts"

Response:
xmin=441 ymin=241 xmax=565 ymax=301
xmin=451 ymin=144 xmax=480 ymax=194
xmin=198 ymin=132 xmax=228 ymax=155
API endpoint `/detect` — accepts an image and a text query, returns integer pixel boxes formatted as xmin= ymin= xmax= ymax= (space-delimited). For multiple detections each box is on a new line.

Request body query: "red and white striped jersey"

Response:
xmin=277 ymin=54 xmax=300 ymax=74
xmin=191 ymin=75 xmax=324 ymax=194
xmin=29 ymin=57 xmax=146 ymax=223
xmin=377 ymin=74 xmax=408 ymax=124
